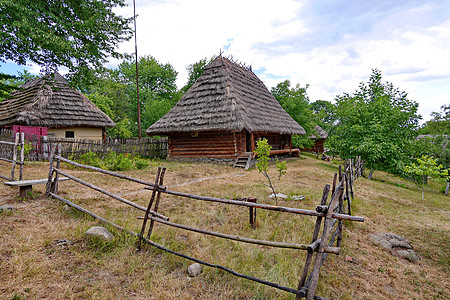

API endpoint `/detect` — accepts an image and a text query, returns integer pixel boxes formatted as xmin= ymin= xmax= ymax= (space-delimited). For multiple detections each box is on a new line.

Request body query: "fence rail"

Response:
xmin=45 ymin=148 xmax=364 ymax=299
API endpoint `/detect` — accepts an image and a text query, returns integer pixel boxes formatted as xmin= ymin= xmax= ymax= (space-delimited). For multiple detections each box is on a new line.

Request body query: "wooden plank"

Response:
xmin=5 ymin=177 xmax=70 ymax=186
xmin=19 ymin=133 xmax=24 ymax=181
xmin=10 ymin=133 xmax=19 ymax=181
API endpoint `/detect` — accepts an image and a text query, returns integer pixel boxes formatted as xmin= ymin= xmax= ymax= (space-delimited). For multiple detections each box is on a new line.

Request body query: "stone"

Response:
xmin=55 ymin=239 xmax=72 ymax=247
xmin=0 ymin=205 xmax=15 ymax=212
xmin=268 ymin=193 xmax=288 ymax=199
xmin=345 ymin=255 xmax=354 ymax=263
xmin=85 ymin=226 xmax=114 ymax=242
xmin=187 ymin=263 xmax=202 ymax=277
xmin=395 ymin=249 xmax=421 ymax=262
xmin=370 ymin=232 xmax=420 ymax=262
xmin=289 ymin=195 xmax=305 ymax=201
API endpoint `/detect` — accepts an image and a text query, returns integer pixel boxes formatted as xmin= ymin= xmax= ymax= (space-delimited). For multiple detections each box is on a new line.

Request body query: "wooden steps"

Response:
xmin=233 ymin=153 xmax=253 ymax=170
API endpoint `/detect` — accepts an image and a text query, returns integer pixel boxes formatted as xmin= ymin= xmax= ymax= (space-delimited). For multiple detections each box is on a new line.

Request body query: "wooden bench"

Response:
xmin=4 ymin=177 xmax=70 ymax=198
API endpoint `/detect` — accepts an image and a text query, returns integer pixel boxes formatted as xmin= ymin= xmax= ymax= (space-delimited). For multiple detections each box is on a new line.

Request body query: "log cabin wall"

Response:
xmin=253 ymin=133 xmax=291 ymax=151
xmin=314 ymin=138 xmax=326 ymax=153
xmin=301 ymin=138 xmax=326 ymax=153
xmin=168 ymin=131 xmax=245 ymax=159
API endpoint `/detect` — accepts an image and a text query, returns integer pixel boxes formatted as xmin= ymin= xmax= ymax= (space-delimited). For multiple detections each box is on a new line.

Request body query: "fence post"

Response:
xmin=51 ymin=144 xmax=62 ymax=194
xmin=248 ymin=197 xmax=257 ymax=228
xmin=19 ymin=133 xmax=24 ymax=181
xmin=45 ymin=145 xmax=57 ymax=197
xmin=138 ymin=167 xmax=162 ymax=249
xmin=43 ymin=136 xmax=48 ymax=160
xmin=10 ymin=132 xmax=19 ymax=181
xmin=297 ymin=185 xmax=330 ymax=299
xmin=147 ymin=167 xmax=167 ymax=238
xmin=306 ymin=183 xmax=343 ymax=300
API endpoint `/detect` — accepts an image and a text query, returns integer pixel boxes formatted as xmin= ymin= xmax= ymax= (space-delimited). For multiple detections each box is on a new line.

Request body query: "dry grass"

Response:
xmin=0 ymin=154 xmax=449 ymax=299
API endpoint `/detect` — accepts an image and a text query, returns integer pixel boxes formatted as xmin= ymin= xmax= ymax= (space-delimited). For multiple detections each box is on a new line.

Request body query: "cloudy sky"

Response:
xmin=3 ymin=0 xmax=450 ymax=122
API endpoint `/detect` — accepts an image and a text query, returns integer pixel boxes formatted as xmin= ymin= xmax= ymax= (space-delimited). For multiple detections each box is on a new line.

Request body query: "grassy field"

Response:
xmin=0 ymin=154 xmax=448 ymax=299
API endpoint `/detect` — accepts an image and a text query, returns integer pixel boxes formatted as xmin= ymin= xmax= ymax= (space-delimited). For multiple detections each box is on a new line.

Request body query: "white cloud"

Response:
xmin=14 ymin=0 xmax=446 ymax=123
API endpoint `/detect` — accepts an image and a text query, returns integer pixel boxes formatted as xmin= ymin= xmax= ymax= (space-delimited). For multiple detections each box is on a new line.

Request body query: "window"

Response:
xmin=65 ymin=131 xmax=75 ymax=138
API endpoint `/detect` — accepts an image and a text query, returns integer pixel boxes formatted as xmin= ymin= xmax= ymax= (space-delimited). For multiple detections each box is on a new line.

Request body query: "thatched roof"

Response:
xmin=312 ymin=125 xmax=328 ymax=139
xmin=0 ymin=73 xmax=115 ymax=128
xmin=146 ymin=56 xmax=305 ymax=136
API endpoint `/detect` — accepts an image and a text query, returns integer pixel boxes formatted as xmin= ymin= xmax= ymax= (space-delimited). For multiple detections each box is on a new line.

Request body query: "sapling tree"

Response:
xmin=403 ymin=155 xmax=449 ymax=200
xmin=255 ymin=138 xmax=287 ymax=205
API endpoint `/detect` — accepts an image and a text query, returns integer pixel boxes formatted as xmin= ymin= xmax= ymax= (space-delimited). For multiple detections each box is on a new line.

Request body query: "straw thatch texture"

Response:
xmin=313 ymin=125 xmax=328 ymax=139
xmin=0 ymin=73 xmax=115 ymax=128
xmin=146 ymin=56 xmax=305 ymax=136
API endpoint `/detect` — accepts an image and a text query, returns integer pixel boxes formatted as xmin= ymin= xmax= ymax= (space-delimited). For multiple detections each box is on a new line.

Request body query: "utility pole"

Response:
xmin=133 ymin=0 xmax=141 ymax=139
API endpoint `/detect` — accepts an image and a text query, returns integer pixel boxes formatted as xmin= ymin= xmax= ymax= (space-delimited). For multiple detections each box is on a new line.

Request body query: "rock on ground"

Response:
xmin=85 ymin=226 xmax=114 ymax=242
xmin=188 ymin=263 xmax=202 ymax=277
xmin=268 ymin=193 xmax=288 ymax=199
xmin=0 ymin=205 xmax=15 ymax=212
xmin=369 ymin=232 xmax=420 ymax=262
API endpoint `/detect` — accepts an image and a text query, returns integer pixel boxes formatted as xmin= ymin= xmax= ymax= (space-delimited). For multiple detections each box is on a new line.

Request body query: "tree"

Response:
xmin=0 ymin=0 xmax=132 ymax=91
xmin=327 ymin=69 xmax=421 ymax=179
xmin=79 ymin=68 xmax=133 ymax=138
xmin=255 ymin=138 xmax=287 ymax=205
xmin=118 ymin=55 xmax=180 ymax=137
xmin=420 ymin=104 xmax=450 ymax=135
xmin=310 ymin=100 xmax=337 ymax=135
xmin=0 ymin=70 xmax=38 ymax=99
xmin=271 ymin=80 xmax=316 ymax=148
xmin=404 ymin=155 xmax=449 ymax=200
xmin=410 ymin=134 xmax=450 ymax=196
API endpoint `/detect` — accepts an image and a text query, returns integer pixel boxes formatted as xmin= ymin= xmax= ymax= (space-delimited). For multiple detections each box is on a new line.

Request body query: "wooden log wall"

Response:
xmin=168 ymin=131 xmax=242 ymax=158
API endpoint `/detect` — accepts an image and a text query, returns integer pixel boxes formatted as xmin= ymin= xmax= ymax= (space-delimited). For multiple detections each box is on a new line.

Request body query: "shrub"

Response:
xmin=79 ymin=151 xmax=102 ymax=168
xmin=134 ymin=158 xmax=149 ymax=169
xmin=105 ymin=152 xmax=133 ymax=171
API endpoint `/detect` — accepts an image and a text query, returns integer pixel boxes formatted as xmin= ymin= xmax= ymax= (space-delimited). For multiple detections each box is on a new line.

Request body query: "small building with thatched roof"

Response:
xmin=145 ymin=56 xmax=305 ymax=160
xmin=0 ymin=73 xmax=115 ymax=140
xmin=307 ymin=125 xmax=328 ymax=153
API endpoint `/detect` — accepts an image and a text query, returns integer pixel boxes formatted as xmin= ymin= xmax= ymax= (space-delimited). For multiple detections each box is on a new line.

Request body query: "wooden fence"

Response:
xmin=47 ymin=136 xmax=168 ymax=160
xmin=0 ymin=131 xmax=24 ymax=181
xmin=0 ymin=129 xmax=168 ymax=161
xmin=45 ymin=147 xmax=364 ymax=299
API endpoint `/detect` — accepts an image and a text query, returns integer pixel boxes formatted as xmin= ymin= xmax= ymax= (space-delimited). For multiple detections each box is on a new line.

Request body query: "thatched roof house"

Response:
xmin=302 ymin=125 xmax=328 ymax=153
xmin=146 ymin=56 xmax=305 ymax=160
xmin=0 ymin=73 xmax=115 ymax=140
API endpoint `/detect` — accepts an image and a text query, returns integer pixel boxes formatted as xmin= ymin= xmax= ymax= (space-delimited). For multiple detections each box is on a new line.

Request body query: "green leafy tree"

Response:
xmin=81 ymin=68 xmax=132 ymax=138
xmin=271 ymin=80 xmax=315 ymax=148
xmin=420 ymin=104 xmax=450 ymax=135
xmin=0 ymin=70 xmax=38 ymax=99
xmin=0 ymin=0 xmax=133 ymax=91
xmin=255 ymin=138 xmax=287 ymax=205
xmin=410 ymin=134 xmax=449 ymax=196
xmin=404 ymin=155 xmax=449 ymax=200
xmin=327 ymin=69 xmax=421 ymax=179
xmin=118 ymin=55 xmax=181 ymax=137
xmin=310 ymin=100 xmax=337 ymax=135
